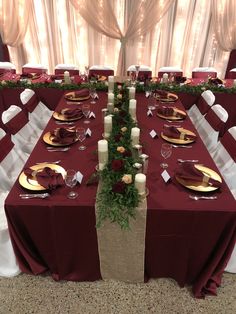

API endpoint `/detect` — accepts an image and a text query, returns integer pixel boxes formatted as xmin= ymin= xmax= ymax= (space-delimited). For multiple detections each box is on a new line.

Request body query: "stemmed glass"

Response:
xmin=65 ymin=169 xmax=78 ymax=199
xmin=82 ymin=103 xmax=90 ymax=124
xmin=160 ymin=143 xmax=172 ymax=168
xmin=89 ymin=85 xmax=97 ymax=104
xmin=135 ymin=65 xmax=140 ymax=82
xmin=76 ymin=127 xmax=86 ymax=150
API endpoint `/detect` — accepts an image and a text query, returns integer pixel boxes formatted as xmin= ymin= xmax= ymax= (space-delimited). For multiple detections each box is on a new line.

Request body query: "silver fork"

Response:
xmin=55 ymin=121 xmax=75 ymax=125
xmin=189 ymin=195 xmax=217 ymax=200
xmin=178 ymin=159 xmax=199 ymax=163
xmin=19 ymin=193 xmax=50 ymax=199
xmin=166 ymin=120 xmax=184 ymax=123
xmin=172 ymin=145 xmax=192 ymax=148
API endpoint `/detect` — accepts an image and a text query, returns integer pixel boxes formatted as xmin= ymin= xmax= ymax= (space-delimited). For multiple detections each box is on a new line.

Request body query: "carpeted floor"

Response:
xmin=0 ymin=273 xmax=235 ymax=314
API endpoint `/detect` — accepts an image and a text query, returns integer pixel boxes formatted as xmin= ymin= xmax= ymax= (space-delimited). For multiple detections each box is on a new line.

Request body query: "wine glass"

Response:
xmin=76 ymin=127 xmax=86 ymax=150
xmin=160 ymin=143 xmax=172 ymax=168
xmin=90 ymin=85 xmax=97 ymax=104
xmin=65 ymin=169 xmax=78 ymax=199
xmin=82 ymin=103 xmax=90 ymax=124
xmin=135 ymin=65 xmax=140 ymax=82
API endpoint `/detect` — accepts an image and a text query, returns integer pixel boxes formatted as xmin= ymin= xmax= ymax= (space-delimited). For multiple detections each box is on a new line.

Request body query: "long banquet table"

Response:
xmin=4 ymin=91 xmax=236 ymax=298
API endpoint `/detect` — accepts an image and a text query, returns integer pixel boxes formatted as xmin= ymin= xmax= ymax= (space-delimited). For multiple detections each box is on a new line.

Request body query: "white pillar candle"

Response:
xmin=107 ymin=102 xmax=114 ymax=113
xmin=135 ymin=173 xmax=146 ymax=195
xmin=129 ymin=99 xmax=137 ymax=121
xmin=162 ymin=73 xmax=168 ymax=83
xmin=98 ymin=139 xmax=108 ymax=170
xmin=108 ymin=92 xmax=114 ymax=104
xmin=64 ymin=71 xmax=71 ymax=84
xmin=104 ymin=115 xmax=113 ymax=138
xmin=129 ymin=87 xmax=136 ymax=99
xmin=131 ymin=127 xmax=140 ymax=146
xmin=108 ymin=76 xmax=114 ymax=92
xmin=234 ymin=79 xmax=236 ymax=87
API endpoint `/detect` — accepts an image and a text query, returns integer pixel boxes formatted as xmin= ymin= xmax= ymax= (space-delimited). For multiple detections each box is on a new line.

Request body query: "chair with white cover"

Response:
xmin=20 ymin=89 xmax=52 ymax=130
xmin=187 ymin=90 xmax=215 ymax=129
xmin=158 ymin=67 xmax=183 ymax=78
xmin=197 ymin=104 xmax=229 ymax=155
xmin=212 ymin=126 xmax=236 ymax=198
xmin=228 ymin=68 xmax=236 ymax=79
xmin=192 ymin=67 xmax=217 ymax=79
xmin=127 ymin=65 xmax=152 ymax=80
xmin=0 ymin=129 xmax=25 ymax=277
xmin=0 ymin=62 xmax=16 ymax=74
xmin=2 ymin=105 xmax=40 ymax=156
xmin=22 ymin=63 xmax=48 ymax=75
xmin=88 ymin=65 xmax=114 ymax=78
xmin=54 ymin=64 xmax=79 ymax=75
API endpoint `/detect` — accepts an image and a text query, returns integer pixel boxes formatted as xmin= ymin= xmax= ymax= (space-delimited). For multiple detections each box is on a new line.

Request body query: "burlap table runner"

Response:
xmin=95 ymin=186 xmax=147 ymax=283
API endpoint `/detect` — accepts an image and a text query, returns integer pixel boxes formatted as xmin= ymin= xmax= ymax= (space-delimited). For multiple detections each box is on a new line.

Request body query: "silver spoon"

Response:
xmin=36 ymin=160 xmax=61 ymax=164
xmin=19 ymin=193 xmax=50 ymax=199
xmin=47 ymin=147 xmax=70 ymax=152
xmin=172 ymin=145 xmax=192 ymax=148
xmin=178 ymin=159 xmax=199 ymax=163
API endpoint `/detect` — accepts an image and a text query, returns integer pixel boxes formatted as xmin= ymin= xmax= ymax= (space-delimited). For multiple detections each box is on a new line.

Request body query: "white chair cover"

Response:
xmin=89 ymin=65 xmax=113 ymax=70
xmin=2 ymin=105 xmax=39 ymax=155
xmin=20 ymin=89 xmax=52 ymax=130
xmin=188 ymin=90 xmax=215 ymax=129
xmin=22 ymin=63 xmax=47 ymax=70
xmin=0 ymin=191 xmax=21 ymax=277
xmin=197 ymin=104 xmax=228 ymax=155
xmin=0 ymin=62 xmax=16 ymax=70
xmin=127 ymin=65 xmax=152 ymax=72
xmin=192 ymin=67 xmax=217 ymax=73
xmin=55 ymin=64 xmax=79 ymax=70
xmin=158 ymin=66 xmax=183 ymax=72
xmin=0 ymin=130 xmax=26 ymax=191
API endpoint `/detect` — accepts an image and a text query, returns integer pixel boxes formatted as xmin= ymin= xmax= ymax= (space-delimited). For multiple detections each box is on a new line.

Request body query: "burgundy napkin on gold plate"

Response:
xmin=24 ymin=167 xmax=64 ymax=190
xmin=60 ymin=108 xmax=83 ymax=119
xmin=163 ymin=125 xmax=196 ymax=140
xmin=175 ymin=162 xmax=221 ymax=188
xmin=51 ymin=127 xmax=77 ymax=144
xmin=157 ymin=106 xmax=186 ymax=118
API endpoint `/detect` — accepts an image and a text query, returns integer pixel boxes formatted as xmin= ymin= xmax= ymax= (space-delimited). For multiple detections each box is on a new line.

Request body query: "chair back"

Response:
xmin=158 ymin=67 xmax=183 ymax=78
xmin=22 ymin=63 xmax=47 ymax=74
xmin=0 ymin=62 xmax=16 ymax=74
xmin=228 ymin=68 xmax=236 ymax=79
xmin=55 ymin=64 xmax=80 ymax=75
xmin=192 ymin=67 xmax=217 ymax=78
xmin=127 ymin=65 xmax=152 ymax=80
xmin=89 ymin=65 xmax=114 ymax=78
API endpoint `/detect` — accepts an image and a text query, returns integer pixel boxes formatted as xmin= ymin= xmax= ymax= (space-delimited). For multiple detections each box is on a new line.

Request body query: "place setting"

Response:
xmin=153 ymin=90 xmax=179 ymax=103
xmin=53 ymin=107 xmax=84 ymax=122
xmin=156 ymin=105 xmax=186 ymax=121
xmin=64 ymin=88 xmax=90 ymax=102
xmin=161 ymin=124 xmax=196 ymax=148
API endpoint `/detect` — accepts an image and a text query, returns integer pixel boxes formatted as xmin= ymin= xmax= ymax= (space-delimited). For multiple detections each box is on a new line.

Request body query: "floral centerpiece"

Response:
xmin=96 ymin=84 xmax=141 ymax=229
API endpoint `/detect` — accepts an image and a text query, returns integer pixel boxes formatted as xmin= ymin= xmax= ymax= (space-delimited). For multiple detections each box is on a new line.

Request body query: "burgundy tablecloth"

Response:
xmin=4 ymin=91 xmax=236 ymax=298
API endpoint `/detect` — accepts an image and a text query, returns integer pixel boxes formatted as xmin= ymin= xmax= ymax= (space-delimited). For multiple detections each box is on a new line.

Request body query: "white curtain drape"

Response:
xmin=4 ymin=0 xmax=231 ymax=78
xmin=70 ymin=0 xmax=174 ymax=75
xmin=0 ymin=0 xmax=32 ymax=46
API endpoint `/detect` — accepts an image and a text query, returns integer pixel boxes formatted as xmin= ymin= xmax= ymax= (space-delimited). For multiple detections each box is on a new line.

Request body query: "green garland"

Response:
xmin=96 ymin=85 xmax=141 ymax=229
xmin=1 ymin=79 xmax=236 ymax=95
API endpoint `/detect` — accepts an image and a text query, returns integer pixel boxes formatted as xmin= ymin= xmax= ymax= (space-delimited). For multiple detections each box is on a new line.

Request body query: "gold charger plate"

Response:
xmin=19 ymin=164 xmax=66 ymax=191
xmin=161 ymin=128 xmax=196 ymax=144
xmin=175 ymin=164 xmax=222 ymax=192
xmin=98 ymin=75 xmax=107 ymax=81
xmin=43 ymin=131 xmax=78 ymax=146
xmin=157 ymin=108 xmax=186 ymax=120
xmin=64 ymin=91 xmax=90 ymax=101
xmin=53 ymin=109 xmax=83 ymax=121
xmin=156 ymin=92 xmax=178 ymax=102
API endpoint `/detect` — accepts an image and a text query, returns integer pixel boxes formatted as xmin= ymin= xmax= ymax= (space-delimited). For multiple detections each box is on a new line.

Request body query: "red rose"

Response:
xmin=112 ymin=181 xmax=126 ymax=194
xmin=114 ymin=133 xmax=122 ymax=142
xmin=119 ymin=110 xmax=127 ymax=117
xmin=111 ymin=159 xmax=124 ymax=171
xmin=123 ymin=150 xmax=132 ymax=157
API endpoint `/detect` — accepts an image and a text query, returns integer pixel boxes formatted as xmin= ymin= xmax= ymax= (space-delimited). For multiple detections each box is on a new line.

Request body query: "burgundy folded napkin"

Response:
xmin=208 ymin=77 xmax=223 ymax=85
xmin=60 ymin=108 xmax=83 ymax=119
xmin=51 ymin=127 xmax=77 ymax=144
xmin=74 ymin=88 xmax=89 ymax=98
xmin=157 ymin=106 xmax=186 ymax=118
xmin=175 ymin=162 xmax=221 ymax=188
xmin=175 ymin=76 xmax=187 ymax=84
xmin=155 ymin=90 xmax=168 ymax=98
xmin=24 ymin=166 xmax=64 ymax=190
xmin=163 ymin=125 xmax=196 ymax=140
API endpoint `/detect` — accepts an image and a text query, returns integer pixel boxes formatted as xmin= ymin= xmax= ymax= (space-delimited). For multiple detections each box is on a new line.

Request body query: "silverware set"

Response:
xmin=189 ymin=195 xmax=217 ymax=200
xmin=46 ymin=147 xmax=70 ymax=152
xmin=19 ymin=193 xmax=50 ymax=199
xmin=172 ymin=144 xmax=192 ymax=148
xmin=177 ymin=159 xmax=199 ymax=163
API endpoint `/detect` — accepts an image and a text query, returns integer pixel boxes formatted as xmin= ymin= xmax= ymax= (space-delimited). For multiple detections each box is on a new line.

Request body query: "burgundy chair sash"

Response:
xmin=228 ymin=71 xmax=236 ymax=79
xmin=197 ymin=96 xmax=211 ymax=115
xmin=221 ymin=131 xmax=236 ymax=162
xmin=4 ymin=110 xmax=29 ymax=135
xmin=158 ymin=71 xmax=183 ymax=78
xmin=127 ymin=70 xmax=152 ymax=81
xmin=55 ymin=69 xmax=80 ymax=75
xmin=0 ymin=133 xmax=14 ymax=162
xmin=205 ymin=109 xmax=225 ymax=137
xmin=192 ymin=72 xmax=217 ymax=79
xmin=89 ymin=69 xmax=114 ymax=78
xmin=22 ymin=67 xmax=47 ymax=74
xmin=0 ymin=68 xmax=16 ymax=75
xmin=24 ymin=94 xmax=39 ymax=113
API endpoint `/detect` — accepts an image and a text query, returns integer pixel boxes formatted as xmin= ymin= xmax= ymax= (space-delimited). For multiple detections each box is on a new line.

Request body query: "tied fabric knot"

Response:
xmin=52 ymin=127 xmax=77 ymax=144
xmin=24 ymin=167 xmax=64 ymax=190
xmin=175 ymin=162 xmax=221 ymax=188
xmin=163 ymin=125 xmax=196 ymax=141
xmin=120 ymin=36 xmax=127 ymax=46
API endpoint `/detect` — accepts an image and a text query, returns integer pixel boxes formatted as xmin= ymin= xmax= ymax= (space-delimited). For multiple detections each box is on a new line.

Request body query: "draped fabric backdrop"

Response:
xmin=0 ymin=0 xmax=233 ymax=78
